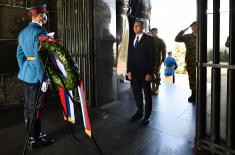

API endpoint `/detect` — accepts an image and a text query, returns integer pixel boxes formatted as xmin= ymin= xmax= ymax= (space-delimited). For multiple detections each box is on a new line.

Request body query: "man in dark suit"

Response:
xmin=127 ymin=20 xmax=155 ymax=124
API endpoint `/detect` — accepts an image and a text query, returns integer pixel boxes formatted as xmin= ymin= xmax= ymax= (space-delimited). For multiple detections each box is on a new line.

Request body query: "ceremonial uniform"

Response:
xmin=164 ymin=55 xmax=177 ymax=76
xmin=16 ymin=4 xmax=54 ymax=149
xmin=17 ymin=22 xmax=48 ymax=83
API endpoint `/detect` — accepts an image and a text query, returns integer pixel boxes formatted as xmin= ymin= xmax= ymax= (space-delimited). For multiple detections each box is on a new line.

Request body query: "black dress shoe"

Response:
xmin=39 ymin=132 xmax=47 ymax=138
xmin=141 ymin=117 xmax=150 ymax=125
xmin=130 ymin=112 xmax=143 ymax=122
xmin=37 ymin=135 xmax=55 ymax=146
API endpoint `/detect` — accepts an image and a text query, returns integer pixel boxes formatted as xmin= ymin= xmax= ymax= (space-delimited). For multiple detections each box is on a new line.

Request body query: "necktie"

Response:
xmin=134 ymin=37 xmax=139 ymax=48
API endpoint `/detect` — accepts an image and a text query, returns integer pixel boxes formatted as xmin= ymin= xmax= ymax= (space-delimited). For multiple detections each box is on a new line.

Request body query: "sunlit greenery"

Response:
xmin=173 ymin=43 xmax=187 ymax=74
xmin=172 ymin=45 xmax=230 ymax=75
xmin=207 ymin=49 xmax=229 ymax=62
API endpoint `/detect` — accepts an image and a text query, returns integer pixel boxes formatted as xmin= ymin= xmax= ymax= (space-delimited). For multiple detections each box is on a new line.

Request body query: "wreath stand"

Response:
xmin=22 ymin=50 xmax=104 ymax=155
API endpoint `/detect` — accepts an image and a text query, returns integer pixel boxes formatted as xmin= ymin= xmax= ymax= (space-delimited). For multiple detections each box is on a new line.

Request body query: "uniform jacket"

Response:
xmin=17 ymin=22 xmax=48 ymax=83
xmin=152 ymin=36 xmax=166 ymax=64
xmin=127 ymin=33 xmax=155 ymax=81
xmin=175 ymin=30 xmax=196 ymax=67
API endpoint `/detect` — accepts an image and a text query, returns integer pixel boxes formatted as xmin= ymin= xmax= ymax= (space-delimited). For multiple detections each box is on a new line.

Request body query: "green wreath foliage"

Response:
xmin=39 ymin=40 xmax=80 ymax=90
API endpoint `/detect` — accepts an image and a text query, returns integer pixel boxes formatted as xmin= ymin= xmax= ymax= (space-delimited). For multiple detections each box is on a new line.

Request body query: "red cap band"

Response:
xmin=29 ymin=7 xmax=47 ymax=13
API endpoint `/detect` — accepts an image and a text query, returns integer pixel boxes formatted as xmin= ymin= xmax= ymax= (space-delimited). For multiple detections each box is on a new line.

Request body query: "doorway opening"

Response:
xmin=150 ymin=0 xmax=197 ymax=151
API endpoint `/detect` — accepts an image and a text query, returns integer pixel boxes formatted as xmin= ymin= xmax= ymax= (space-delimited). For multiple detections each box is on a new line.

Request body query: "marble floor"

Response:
xmin=0 ymin=74 xmax=203 ymax=155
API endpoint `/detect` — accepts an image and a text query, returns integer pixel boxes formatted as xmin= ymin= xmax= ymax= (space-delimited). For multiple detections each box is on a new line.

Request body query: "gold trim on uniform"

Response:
xmin=27 ymin=56 xmax=35 ymax=61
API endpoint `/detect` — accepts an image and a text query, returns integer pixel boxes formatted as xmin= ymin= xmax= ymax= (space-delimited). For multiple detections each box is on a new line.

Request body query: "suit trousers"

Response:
xmin=23 ymin=82 xmax=46 ymax=139
xmin=131 ymin=78 xmax=152 ymax=118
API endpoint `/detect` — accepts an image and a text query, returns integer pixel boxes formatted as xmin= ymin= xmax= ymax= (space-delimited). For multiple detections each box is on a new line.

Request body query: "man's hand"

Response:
xmin=127 ymin=72 xmax=132 ymax=80
xmin=41 ymin=81 xmax=49 ymax=92
xmin=47 ymin=32 xmax=55 ymax=38
xmin=145 ymin=74 xmax=152 ymax=81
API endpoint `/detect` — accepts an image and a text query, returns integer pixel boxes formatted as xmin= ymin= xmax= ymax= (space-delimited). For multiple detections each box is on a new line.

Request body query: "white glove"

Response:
xmin=41 ymin=81 xmax=49 ymax=92
xmin=47 ymin=32 xmax=55 ymax=38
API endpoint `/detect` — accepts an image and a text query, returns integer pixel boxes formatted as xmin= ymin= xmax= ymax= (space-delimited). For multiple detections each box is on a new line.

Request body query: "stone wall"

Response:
xmin=0 ymin=0 xmax=57 ymax=107
xmin=0 ymin=5 xmax=28 ymax=73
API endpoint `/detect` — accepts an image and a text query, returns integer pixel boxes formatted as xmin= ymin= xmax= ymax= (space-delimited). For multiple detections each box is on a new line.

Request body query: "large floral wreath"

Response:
xmin=38 ymin=36 xmax=80 ymax=90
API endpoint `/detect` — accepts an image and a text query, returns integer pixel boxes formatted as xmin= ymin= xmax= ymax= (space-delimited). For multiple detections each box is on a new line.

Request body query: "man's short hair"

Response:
xmin=190 ymin=21 xmax=197 ymax=27
xmin=135 ymin=20 xmax=144 ymax=26
xmin=150 ymin=28 xmax=158 ymax=32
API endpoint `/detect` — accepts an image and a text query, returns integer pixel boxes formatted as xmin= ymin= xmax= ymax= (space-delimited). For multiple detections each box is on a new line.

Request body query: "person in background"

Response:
xmin=225 ymin=36 xmax=230 ymax=48
xmin=149 ymin=28 xmax=166 ymax=95
xmin=175 ymin=21 xmax=197 ymax=103
xmin=164 ymin=51 xmax=178 ymax=83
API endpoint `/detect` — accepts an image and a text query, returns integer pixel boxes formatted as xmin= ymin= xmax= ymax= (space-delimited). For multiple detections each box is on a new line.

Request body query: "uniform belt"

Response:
xmin=27 ymin=56 xmax=35 ymax=61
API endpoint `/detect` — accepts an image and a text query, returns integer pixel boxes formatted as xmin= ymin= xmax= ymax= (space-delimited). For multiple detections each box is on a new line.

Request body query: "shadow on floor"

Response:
xmin=0 ymin=74 xmax=200 ymax=155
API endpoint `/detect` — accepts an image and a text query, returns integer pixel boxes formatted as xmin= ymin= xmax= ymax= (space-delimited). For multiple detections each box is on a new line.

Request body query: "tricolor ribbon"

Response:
xmin=58 ymin=87 xmax=75 ymax=123
xmin=77 ymin=80 xmax=92 ymax=137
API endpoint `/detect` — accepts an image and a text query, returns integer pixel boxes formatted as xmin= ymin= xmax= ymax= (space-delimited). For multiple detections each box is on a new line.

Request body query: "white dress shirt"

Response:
xmin=133 ymin=32 xmax=144 ymax=47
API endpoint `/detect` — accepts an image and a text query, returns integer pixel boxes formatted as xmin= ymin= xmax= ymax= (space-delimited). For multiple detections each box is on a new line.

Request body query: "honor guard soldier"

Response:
xmin=164 ymin=51 xmax=178 ymax=83
xmin=16 ymin=3 xmax=55 ymax=150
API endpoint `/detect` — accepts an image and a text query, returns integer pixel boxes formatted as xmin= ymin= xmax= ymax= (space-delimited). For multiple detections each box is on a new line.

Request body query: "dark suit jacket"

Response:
xmin=127 ymin=33 xmax=155 ymax=81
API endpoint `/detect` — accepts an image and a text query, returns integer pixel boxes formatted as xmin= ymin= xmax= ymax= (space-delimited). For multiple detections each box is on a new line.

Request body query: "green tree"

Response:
xmin=174 ymin=43 xmax=187 ymax=74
